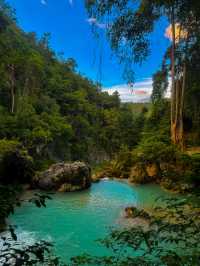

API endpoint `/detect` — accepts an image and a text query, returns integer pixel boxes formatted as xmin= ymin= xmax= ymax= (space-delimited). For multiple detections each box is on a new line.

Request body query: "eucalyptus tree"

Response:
xmin=85 ymin=0 xmax=200 ymax=149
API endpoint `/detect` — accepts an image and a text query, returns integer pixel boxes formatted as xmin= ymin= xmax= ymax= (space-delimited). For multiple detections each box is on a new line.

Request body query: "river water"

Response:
xmin=8 ymin=180 xmax=172 ymax=262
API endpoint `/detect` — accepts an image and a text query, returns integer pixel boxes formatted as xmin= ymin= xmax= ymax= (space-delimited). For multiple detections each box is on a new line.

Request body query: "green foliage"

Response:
xmin=1 ymin=148 xmax=34 ymax=184
xmin=0 ymin=4 xmax=141 ymax=167
xmin=0 ymin=1 xmax=200 ymax=265
xmin=86 ymin=0 xmax=200 ymax=150
xmin=183 ymin=153 xmax=200 ymax=185
xmin=125 ymin=102 xmax=150 ymax=114
xmin=106 ymin=149 xmax=135 ymax=178
xmin=151 ymin=67 xmax=168 ymax=104
xmin=0 ymin=239 xmax=65 ymax=266
xmin=135 ymin=137 xmax=178 ymax=164
xmin=0 ymin=184 xmax=51 ymax=229
xmin=106 ymin=133 xmax=200 ymax=188
xmin=0 ymin=184 xmax=21 ymax=229
xmin=144 ymin=100 xmax=171 ymax=142
xmin=0 ymin=140 xmax=34 ymax=184
xmin=0 ymin=139 xmax=19 ymax=157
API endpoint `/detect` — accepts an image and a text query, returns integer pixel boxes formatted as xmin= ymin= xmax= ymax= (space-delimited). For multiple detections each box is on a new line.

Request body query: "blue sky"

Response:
xmin=7 ymin=0 xmax=170 ymax=102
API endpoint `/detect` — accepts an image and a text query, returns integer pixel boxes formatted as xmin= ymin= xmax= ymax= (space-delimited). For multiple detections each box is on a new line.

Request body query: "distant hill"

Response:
xmin=122 ymin=102 xmax=151 ymax=114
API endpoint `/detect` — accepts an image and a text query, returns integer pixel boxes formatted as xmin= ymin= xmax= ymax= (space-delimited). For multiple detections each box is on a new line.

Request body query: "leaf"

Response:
xmin=9 ymin=226 xmax=17 ymax=241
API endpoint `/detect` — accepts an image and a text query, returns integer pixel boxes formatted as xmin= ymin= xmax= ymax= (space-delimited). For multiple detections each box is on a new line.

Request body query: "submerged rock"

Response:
xmin=123 ymin=206 xmax=151 ymax=231
xmin=124 ymin=206 xmax=151 ymax=220
xmin=34 ymin=162 xmax=91 ymax=192
xmin=125 ymin=206 xmax=136 ymax=218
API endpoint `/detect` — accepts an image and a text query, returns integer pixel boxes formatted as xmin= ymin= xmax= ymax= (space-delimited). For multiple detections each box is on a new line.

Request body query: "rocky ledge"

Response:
xmin=33 ymin=162 xmax=91 ymax=192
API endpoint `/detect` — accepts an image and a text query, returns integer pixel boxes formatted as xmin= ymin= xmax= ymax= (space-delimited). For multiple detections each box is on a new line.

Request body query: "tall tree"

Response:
xmin=86 ymin=0 xmax=200 ymax=149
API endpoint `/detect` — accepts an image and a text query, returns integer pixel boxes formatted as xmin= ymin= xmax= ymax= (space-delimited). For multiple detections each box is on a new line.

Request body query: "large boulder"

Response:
xmin=129 ymin=163 xmax=160 ymax=184
xmin=34 ymin=162 xmax=91 ymax=192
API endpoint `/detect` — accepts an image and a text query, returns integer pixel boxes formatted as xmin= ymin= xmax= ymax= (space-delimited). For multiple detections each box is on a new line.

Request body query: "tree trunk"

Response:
xmin=170 ymin=6 xmax=185 ymax=150
xmin=174 ymin=79 xmax=184 ymax=149
xmin=9 ymin=64 xmax=15 ymax=113
xmin=180 ymin=63 xmax=186 ymax=149
xmin=170 ymin=5 xmax=177 ymax=145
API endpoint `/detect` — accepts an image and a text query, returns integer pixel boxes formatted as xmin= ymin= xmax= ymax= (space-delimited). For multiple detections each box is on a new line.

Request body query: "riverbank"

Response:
xmin=91 ymin=147 xmax=200 ymax=194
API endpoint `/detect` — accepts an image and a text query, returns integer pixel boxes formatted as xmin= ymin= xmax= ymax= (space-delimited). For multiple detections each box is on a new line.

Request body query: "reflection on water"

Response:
xmin=8 ymin=180 xmax=172 ymax=261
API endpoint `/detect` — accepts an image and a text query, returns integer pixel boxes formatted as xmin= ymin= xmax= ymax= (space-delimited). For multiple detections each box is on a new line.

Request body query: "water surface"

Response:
xmin=9 ymin=180 xmax=172 ymax=261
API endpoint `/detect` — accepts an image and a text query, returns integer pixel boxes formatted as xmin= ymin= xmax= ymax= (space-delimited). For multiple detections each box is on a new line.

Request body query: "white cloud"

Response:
xmin=40 ymin=0 xmax=73 ymax=7
xmin=103 ymin=78 xmax=153 ymax=103
xmin=87 ymin=18 xmax=97 ymax=24
xmin=104 ymin=77 xmax=172 ymax=103
xmin=86 ymin=17 xmax=107 ymax=29
xmin=41 ymin=0 xmax=47 ymax=5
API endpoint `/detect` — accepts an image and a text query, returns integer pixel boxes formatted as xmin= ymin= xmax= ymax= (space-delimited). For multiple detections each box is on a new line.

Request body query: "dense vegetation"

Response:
xmin=87 ymin=0 xmax=200 ymax=190
xmin=0 ymin=0 xmax=149 ymax=232
xmin=86 ymin=0 xmax=200 ymax=149
xmin=0 ymin=0 xmax=200 ymax=265
xmin=0 ymin=0 xmax=145 ymax=185
xmin=83 ymin=0 xmax=200 ymax=263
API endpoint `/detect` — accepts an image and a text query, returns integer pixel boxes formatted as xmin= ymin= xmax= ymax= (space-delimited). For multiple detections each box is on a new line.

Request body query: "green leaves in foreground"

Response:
xmin=0 ymin=184 xmax=52 ymax=227
xmin=0 ymin=188 xmax=64 ymax=266
xmin=0 ymin=238 xmax=64 ymax=266
xmin=28 ymin=193 xmax=52 ymax=208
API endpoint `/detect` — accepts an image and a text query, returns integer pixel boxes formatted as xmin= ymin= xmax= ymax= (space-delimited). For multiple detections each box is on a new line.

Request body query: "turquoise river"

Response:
xmin=8 ymin=180 xmax=172 ymax=262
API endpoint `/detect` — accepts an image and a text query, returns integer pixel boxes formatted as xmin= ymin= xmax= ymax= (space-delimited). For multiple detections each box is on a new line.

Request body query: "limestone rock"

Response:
xmin=146 ymin=163 xmax=159 ymax=178
xmin=34 ymin=161 xmax=91 ymax=192
xmin=129 ymin=163 xmax=147 ymax=184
